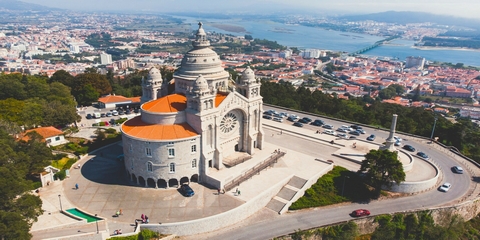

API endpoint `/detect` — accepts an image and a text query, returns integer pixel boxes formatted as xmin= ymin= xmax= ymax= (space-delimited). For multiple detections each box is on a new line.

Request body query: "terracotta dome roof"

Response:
xmin=141 ymin=93 xmax=186 ymax=113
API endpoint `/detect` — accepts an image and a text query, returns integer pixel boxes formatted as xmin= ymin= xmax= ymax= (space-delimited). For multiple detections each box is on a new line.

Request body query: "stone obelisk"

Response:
xmin=381 ymin=114 xmax=398 ymax=151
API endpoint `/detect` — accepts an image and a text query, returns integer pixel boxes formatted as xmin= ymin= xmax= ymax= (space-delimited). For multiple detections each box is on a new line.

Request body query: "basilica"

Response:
xmin=121 ymin=23 xmax=264 ymax=189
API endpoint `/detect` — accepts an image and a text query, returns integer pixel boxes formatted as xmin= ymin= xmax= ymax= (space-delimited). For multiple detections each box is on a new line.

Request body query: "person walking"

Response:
xmin=75 ymin=183 xmax=79 ymax=190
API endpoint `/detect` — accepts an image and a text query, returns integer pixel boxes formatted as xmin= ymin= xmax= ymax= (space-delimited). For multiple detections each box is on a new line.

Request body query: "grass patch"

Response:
xmin=108 ymin=229 xmax=168 ymax=240
xmin=289 ymin=166 xmax=371 ymax=210
xmin=51 ymin=157 xmax=71 ymax=169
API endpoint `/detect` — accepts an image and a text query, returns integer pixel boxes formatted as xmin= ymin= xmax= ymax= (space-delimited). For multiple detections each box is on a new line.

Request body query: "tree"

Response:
xmin=358 ymin=149 xmax=405 ymax=197
xmin=49 ymin=70 xmax=74 ymax=88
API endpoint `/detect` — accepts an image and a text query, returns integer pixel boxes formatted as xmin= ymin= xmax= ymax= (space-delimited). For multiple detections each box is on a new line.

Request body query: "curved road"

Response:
xmin=205 ymin=106 xmax=475 ymax=240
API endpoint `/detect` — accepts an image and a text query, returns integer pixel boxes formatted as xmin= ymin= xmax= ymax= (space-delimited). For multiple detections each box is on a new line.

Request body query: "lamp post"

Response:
xmin=342 ymin=176 xmax=350 ymax=196
xmin=95 ymin=214 xmax=99 ymax=234
xmin=430 ymin=115 xmax=438 ymax=143
xmin=58 ymin=194 xmax=62 ymax=212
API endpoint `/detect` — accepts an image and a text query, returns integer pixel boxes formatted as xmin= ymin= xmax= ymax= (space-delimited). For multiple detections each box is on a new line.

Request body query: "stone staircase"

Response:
xmin=266 ymin=176 xmax=307 ymax=213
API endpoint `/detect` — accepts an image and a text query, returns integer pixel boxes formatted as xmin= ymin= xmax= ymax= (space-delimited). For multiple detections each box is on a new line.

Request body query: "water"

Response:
xmin=175 ymin=15 xmax=480 ymax=67
xmin=66 ymin=208 xmax=102 ymax=223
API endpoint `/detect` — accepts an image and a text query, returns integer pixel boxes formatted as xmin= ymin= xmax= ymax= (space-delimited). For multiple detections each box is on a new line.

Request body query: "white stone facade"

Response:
xmin=121 ymin=22 xmax=264 ymax=189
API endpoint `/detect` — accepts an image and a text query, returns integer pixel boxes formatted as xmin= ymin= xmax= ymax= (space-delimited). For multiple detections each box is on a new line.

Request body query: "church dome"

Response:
xmin=148 ymin=67 xmax=162 ymax=83
xmin=192 ymin=75 xmax=209 ymax=93
xmin=174 ymin=22 xmax=228 ymax=80
xmin=240 ymin=66 xmax=256 ymax=84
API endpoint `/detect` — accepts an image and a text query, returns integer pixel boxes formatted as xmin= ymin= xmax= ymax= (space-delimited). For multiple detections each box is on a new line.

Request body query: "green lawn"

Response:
xmin=289 ymin=166 xmax=371 ymax=210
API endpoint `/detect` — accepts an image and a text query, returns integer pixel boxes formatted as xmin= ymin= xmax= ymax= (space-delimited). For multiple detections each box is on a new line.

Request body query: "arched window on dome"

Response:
xmin=147 ymin=162 xmax=153 ymax=172
xmin=169 ymin=163 xmax=175 ymax=173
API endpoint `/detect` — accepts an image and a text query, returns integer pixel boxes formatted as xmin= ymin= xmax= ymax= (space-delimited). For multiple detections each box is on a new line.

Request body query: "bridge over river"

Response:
xmin=349 ymin=35 xmax=400 ymax=56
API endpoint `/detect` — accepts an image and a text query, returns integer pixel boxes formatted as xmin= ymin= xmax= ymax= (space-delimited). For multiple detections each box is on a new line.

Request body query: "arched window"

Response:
xmin=169 ymin=163 xmax=175 ymax=173
xmin=147 ymin=162 xmax=153 ymax=172
xmin=192 ymin=159 xmax=197 ymax=168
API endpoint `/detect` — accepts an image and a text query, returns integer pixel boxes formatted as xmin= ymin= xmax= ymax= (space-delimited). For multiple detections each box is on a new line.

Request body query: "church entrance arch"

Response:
xmin=157 ymin=179 xmax=167 ymax=188
xmin=146 ymin=178 xmax=156 ymax=188
xmin=131 ymin=174 xmax=137 ymax=184
xmin=190 ymin=174 xmax=199 ymax=182
xmin=179 ymin=177 xmax=189 ymax=185
xmin=138 ymin=176 xmax=146 ymax=186
xmin=168 ymin=178 xmax=179 ymax=188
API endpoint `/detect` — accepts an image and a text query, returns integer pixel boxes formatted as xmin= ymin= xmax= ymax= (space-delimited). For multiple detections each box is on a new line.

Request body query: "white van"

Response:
xmin=93 ymin=112 xmax=101 ymax=118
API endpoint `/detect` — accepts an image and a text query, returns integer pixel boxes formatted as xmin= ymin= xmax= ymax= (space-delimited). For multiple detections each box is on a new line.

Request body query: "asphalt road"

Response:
xmin=202 ymin=106 xmax=475 ymax=240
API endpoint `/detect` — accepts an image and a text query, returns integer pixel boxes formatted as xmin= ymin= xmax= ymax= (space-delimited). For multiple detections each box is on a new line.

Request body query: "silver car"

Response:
xmin=439 ymin=182 xmax=451 ymax=192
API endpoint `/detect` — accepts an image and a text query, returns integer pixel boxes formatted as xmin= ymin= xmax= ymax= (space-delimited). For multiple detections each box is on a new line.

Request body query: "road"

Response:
xmin=202 ymin=106 xmax=475 ymax=240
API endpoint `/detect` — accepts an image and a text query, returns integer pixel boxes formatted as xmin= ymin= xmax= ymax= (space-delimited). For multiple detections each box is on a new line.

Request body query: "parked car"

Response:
xmin=287 ymin=116 xmax=296 ymax=122
xmin=109 ymin=118 xmax=116 ymax=124
xmin=101 ymin=113 xmax=106 ymax=118
xmin=293 ymin=122 xmax=304 ymax=127
xmin=394 ymin=141 xmax=402 ymax=147
xmin=416 ymin=152 xmax=429 ymax=160
xmin=337 ymin=128 xmax=348 ymax=133
xmin=403 ymin=145 xmax=416 ymax=152
xmin=86 ymin=114 xmax=93 ymax=119
xmin=298 ymin=118 xmax=309 ymax=124
xmin=125 ymin=109 xmax=131 ymax=114
xmin=349 ymin=131 xmax=360 ymax=136
xmin=323 ymin=129 xmax=337 ymax=136
xmin=356 ymin=129 xmax=366 ymax=134
xmin=311 ymin=119 xmax=324 ymax=126
xmin=118 ymin=109 xmax=125 ymax=115
xmin=106 ymin=112 xmax=112 ymax=117
xmin=111 ymin=110 xmax=119 ymax=116
xmin=273 ymin=117 xmax=283 ymax=123
xmin=452 ymin=166 xmax=464 ymax=174
xmin=323 ymin=124 xmax=334 ymax=129
xmin=263 ymin=115 xmax=272 ymax=120
xmin=289 ymin=114 xmax=299 ymax=120
xmin=393 ymin=136 xmax=402 ymax=142
xmin=180 ymin=184 xmax=195 ymax=197
xmin=134 ymin=108 xmax=140 ymax=113
xmin=301 ymin=117 xmax=312 ymax=123
xmin=351 ymin=125 xmax=362 ymax=130
xmin=438 ymin=182 xmax=452 ymax=192
xmin=367 ymin=134 xmax=376 ymax=141
xmin=350 ymin=209 xmax=370 ymax=217
xmin=337 ymin=133 xmax=348 ymax=139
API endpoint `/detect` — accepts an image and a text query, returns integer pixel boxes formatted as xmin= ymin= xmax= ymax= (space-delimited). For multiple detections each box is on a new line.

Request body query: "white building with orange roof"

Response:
xmin=121 ymin=23 xmax=264 ymax=189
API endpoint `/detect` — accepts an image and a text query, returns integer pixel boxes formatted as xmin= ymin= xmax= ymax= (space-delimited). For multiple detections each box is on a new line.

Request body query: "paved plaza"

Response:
xmin=30 ymin=120 xmax=436 ymax=239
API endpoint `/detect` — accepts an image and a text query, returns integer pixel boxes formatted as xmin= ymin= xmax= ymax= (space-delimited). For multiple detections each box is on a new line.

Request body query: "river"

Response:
xmin=172 ymin=15 xmax=480 ymax=67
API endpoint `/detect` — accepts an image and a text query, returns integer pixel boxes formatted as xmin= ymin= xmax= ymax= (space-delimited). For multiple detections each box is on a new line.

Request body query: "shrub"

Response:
xmin=105 ymin=128 xmax=117 ymax=134
xmin=99 ymin=122 xmax=106 ymax=126
xmin=54 ymin=170 xmax=66 ymax=180
xmin=32 ymin=181 xmax=42 ymax=189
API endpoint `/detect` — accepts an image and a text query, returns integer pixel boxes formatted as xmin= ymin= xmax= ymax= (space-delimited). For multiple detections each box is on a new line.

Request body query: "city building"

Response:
xmin=121 ymin=23 xmax=264 ymax=189
xmin=21 ymin=126 xmax=68 ymax=147
xmin=100 ymin=53 xmax=112 ymax=65
xmin=405 ymin=56 xmax=425 ymax=69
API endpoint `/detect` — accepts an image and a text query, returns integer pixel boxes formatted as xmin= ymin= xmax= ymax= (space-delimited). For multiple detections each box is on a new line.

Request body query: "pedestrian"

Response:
xmin=141 ymin=214 xmax=144 ymax=221
xmin=222 ymin=188 xmax=225 ymax=194
xmin=119 ymin=209 xmax=123 ymax=215
xmin=280 ymin=130 xmax=283 ymax=135
xmin=237 ymin=190 xmax=241 ymax=196
xmin=217 ymin=188 xmax=221 ymax=195
xmin=75 ymin=183 xmax=78 ymax=190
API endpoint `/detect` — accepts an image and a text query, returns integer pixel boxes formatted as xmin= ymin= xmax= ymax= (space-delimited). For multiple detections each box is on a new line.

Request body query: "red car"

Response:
xmin=350 ymin=209 xmax=370 ymax=217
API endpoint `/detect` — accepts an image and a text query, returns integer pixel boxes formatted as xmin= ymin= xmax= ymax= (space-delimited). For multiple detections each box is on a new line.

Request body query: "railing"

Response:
xmin=224 ymin=151 xmax=286 ymax=192
xmin=224 ymin=155 xmax=253 ymax=168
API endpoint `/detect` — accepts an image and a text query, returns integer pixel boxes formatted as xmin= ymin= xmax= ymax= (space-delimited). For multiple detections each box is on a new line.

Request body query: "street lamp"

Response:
xmin=430 ymin=115 xmax=438 ymax=143
xmin=58 ymin=194 xmax=62 ymax=212
xmin=95 ymin=214 xmax=99 ymax=234
xmin=342 ymin=176 xmax=350 ymax=196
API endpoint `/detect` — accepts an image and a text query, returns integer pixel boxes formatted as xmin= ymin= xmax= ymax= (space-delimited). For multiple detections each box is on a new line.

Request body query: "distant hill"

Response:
xmin=0 ymin=0 xmax=58 ymax=11
xmin=337 ymin=11 xmax=480 ymax=30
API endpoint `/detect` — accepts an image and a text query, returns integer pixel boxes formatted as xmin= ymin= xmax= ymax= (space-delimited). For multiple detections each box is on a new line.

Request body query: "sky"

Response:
xmin=18 ymin=0 xmax=480 ymax=20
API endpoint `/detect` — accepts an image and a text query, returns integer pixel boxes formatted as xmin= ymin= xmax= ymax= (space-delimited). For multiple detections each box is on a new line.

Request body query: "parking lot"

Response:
xmin=76 ymin=106 xmax=140 ymax=128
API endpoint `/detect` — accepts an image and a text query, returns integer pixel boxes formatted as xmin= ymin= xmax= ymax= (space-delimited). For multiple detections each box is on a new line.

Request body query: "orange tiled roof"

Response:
xmin=122 ymin=116 xmax=198 ymax=140
xmin=142 ymin=94 xmax=187 ymax=113
xmin=21 ymin=126 xmax=63 ymax=142
xmin=98 ymin=95 xmax=131 ymax=103
xmin=129 ymin=96 xmax=141 ymax=103
xmin=215 ymin=93 xmax=228 ymax=107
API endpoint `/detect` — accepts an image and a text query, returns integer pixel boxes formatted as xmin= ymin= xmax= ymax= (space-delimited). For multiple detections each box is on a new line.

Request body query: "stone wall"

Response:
xmin=387 ymin=158 xmax=440 ymax=193
xmin=141 ymin=174 xmax=293 ymax=235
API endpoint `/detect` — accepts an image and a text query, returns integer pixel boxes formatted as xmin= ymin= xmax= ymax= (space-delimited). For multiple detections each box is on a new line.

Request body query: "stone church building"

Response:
xmin=121 ymin=23 xmax=264 ymax=189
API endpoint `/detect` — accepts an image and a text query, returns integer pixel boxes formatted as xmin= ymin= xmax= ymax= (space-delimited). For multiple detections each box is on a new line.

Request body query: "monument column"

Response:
xmin=381 ymin=114 xmax=398 ymax=151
